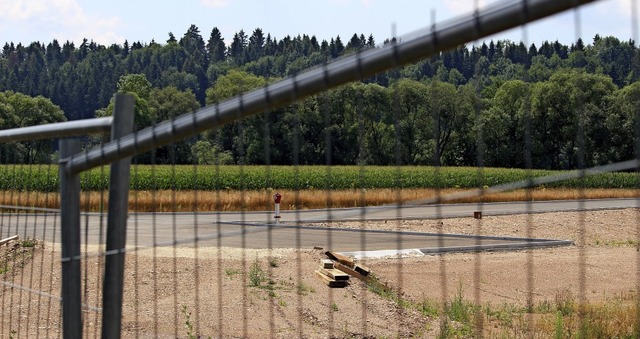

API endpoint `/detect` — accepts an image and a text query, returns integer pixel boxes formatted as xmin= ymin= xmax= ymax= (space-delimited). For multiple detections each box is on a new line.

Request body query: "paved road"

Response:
xmin=1 ymin=198 xmax=636 ymax=253
xmin=204 ymin=198 xmax=640 ymax=223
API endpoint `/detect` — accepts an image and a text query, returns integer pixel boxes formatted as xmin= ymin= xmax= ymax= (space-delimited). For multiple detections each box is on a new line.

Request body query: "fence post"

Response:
xmin=59 ymin=138 xmax=82 ymax=339
xmin=102 ymin=94 xmax=135 ymax=339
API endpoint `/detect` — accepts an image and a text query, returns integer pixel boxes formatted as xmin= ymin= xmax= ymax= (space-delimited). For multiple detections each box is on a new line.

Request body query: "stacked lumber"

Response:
xmin=314 ymin=258 xmax=350 ymax=288
xmin=316 ymin=251 xmax=393 ymax=295
xmin=315 ymin=251 xmax=376 ymax=288
xmin=325 ymin=251 xmax=371 ymax=281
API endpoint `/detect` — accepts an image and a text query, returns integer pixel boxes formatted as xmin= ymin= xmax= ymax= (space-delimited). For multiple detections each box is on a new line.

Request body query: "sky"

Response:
xmin=0 ymin=0 xmax=636 ymax=49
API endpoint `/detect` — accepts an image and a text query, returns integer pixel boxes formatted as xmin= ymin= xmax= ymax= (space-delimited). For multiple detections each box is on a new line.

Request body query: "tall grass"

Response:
xmin=0 ymin=188 xmax=636 ymax=212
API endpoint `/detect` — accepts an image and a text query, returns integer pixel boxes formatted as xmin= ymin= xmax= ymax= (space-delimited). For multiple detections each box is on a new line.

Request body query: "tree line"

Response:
xmin=0 ymin=24 xmax=639 ymax=169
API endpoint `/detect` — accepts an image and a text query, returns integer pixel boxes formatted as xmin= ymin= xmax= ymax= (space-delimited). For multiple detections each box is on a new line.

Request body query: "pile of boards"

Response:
xmin=314 ymin=251 xmax=371 ymax=288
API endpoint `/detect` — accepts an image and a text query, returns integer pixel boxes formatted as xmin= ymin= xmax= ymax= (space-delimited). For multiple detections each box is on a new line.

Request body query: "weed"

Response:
xmin=555 ymin=290 xmax=575 ymax=316
xmin=484 ymin=302 xmax=527 ymax=329
xmin=258 ymin=284 xmax=275 ymax=291
xmin=417 ymin=298 xmax=439 ymax=317
xmin=367 ymin=274 xmax=423 ymax=314
xmin=181 ymin=305 xmax=196 ymax=339
xmin=598 ymin=239 xmax=638 ymax=247
xmin=179 ymin=306 xmax=213 ymax=339
xmin=20 ymin=238 xmax=37 ymax=248
xmin=438 ymin=316 xmax=473 ymax=339
xmin=278 ymin=299 xmax=287 ymax=307
xmin=446 ymin=286 xmax=475 ymax=324
xmin=297 ymin=282 xmax=315 ymax=295
xmin=536 ymin=299 xmax=555 ymax=314
xmin=225 ymin=268 xmax=240 ymax=278
xmin=439 ymin=286 xmax=478 ymax=337
xmin=249 ymin=259 xmax=266 ymax=287
xmin=268 ymin=257 xmax=279 ymax=268
xmin=366 ymin=274 xmax=394 ymax=300
xmin=342 ymin=321 xmax=349 ymax=335
xmin=554 ymin=311 xmax=564 ymax=339
xmin=331 ymin=302 xmax=339 ymax=312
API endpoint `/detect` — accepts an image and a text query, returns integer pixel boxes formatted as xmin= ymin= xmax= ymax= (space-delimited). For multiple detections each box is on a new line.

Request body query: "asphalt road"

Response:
xmin=1 ymin=198 xmax=636 ymax=253
xmin=201 ymin=198 xmax=640 ymax=223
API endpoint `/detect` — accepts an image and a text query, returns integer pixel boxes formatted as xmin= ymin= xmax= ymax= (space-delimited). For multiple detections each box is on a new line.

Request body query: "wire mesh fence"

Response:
xmin=2 ymin=0 xmax=640 ymax=337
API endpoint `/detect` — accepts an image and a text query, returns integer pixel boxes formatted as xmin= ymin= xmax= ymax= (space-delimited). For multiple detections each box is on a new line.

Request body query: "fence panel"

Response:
xmin=3 ymin=0 xmax=640 ymax=337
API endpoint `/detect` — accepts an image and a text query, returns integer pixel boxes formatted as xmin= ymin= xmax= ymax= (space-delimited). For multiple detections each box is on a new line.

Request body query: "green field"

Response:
xmin=0 ymin=165 xmax=637 ymax=192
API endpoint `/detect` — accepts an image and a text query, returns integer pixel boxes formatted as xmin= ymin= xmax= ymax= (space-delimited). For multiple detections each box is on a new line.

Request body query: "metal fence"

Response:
xmin=2 ymin=0 xmax=640 ymax=337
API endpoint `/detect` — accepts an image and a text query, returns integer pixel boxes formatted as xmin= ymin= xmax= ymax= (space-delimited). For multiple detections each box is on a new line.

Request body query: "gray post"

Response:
xmin=102 ymin=94 xmax=135 ymax=339
xmin=59 ymin=138 xmax=82 ymax=339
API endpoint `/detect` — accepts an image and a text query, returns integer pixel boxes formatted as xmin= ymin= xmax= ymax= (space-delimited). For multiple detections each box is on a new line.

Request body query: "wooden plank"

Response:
xmin=314 ymin=270 xmax=348 ymax=288
xmin=325 ymin=251 xmax=354 ymax=267
xmin=321 ymin=259 xmax=334 ymax=269
xmin=354 ymin=264 xmax=371 ymax=276
xmin=333 ymin=262 xmax=372 ymax=283
xmin=319 ymin=267 xmax=350 ymax=281
xmin=0 ymin=235 xmax=18 ymax=246
xmin=334 ymin=262 xmax=394 ymax=295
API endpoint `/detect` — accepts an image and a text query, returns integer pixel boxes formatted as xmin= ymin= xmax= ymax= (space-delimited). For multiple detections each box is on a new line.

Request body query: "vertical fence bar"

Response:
xmin=59 ymin=138 xmax=82 ymax=339
xmin=102 ymin=94 xmax=135 ymax=339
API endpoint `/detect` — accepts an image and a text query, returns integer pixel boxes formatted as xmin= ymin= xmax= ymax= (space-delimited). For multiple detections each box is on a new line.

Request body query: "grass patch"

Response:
xmin=484 ymin=302 xmax=526 ymax=328
xmin=448 ymin=290 xmax=640 ymax=338
xmin=417 ymin=298 xmax=440 ymax=318
xmin=366 ymin=274 xmax=423 ymax=315
xmin=534 ymin=297 xmax=640 ymax=338
xmin=181 ymin=305 xmax=196 ymax=339
xmin=20 ymin=238 xmax=37 ymax=248
xmin=248 ymin=259 xmax=266 ymax=287
xmin=594 ymin=239 xmax=639 ymax=247
xmin=439 ymin=286 xmax=479 ymax=337
xmin=224 ymin=268 xmax=240 ymax=278
xmin=268 ymin=257 xmax=279 ymax=268
xmin=296 ymin=282 xmax=315 ymax=295
xmin=181 ymin=305 xmax=212 ymax=339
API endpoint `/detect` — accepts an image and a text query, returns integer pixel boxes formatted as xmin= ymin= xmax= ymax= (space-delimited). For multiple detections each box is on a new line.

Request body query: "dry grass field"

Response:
xmin=0 ymin=188 xmax=637 ymax=212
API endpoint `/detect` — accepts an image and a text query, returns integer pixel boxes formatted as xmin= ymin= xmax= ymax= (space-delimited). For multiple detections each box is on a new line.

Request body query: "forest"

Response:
xmin=0 ymin=25 xmax=639 ymax=169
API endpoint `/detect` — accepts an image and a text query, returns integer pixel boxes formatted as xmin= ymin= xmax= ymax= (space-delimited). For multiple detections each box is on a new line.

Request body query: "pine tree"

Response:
xmin=167 ymin=32 xmax=177 ymax=44
xmin=247 ymin=28 xmax=265 ymax=62
xmin=229 ymin=30 xmax=247 ymax=64
xmin=207 ymin=27 xmax=226 ymax=63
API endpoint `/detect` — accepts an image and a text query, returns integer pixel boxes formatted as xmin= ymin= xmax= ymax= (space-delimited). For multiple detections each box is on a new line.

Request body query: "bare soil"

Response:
xmin=1 ymin=208 xmax=639 ymax=338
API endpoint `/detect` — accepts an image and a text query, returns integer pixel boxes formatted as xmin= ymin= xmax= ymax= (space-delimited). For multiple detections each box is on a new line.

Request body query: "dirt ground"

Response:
xmin=1 ymin=208 xmax=639 ymax=338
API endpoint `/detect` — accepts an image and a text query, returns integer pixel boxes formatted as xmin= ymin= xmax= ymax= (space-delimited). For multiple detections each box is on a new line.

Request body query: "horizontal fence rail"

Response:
xmin=0 ymin=117 xmax=112 ymax=143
